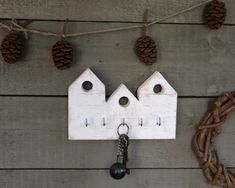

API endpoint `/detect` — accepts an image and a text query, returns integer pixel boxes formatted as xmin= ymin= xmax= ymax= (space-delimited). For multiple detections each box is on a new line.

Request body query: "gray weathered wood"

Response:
xmin=0 ymin=97 xmax=234 ymax=168
xmin=0 ymin=169 xmax=223 ymax=188
xmin=0 ymin=0 xmax=234 ymax=24
xmin=0 ymin=22 xmax=234 ymax=96
xmin=0 ymin=1 xmax=234 ymax=187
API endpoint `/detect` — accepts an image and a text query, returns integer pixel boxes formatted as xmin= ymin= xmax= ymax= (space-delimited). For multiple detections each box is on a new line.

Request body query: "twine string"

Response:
xmin=10 ymin=19 xmax=29 ymax=39
xmin=0 ymin=0 xmax=211 ymax=38
xmin=148 ymin=0 xmax=211 ymax=26
xmin=61 ymin=19 xmax=68 ymax=39
xmin=143 ymin=8 xmax=149 ymax=36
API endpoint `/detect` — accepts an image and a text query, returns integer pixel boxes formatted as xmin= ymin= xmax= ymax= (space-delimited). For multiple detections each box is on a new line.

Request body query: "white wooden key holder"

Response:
xmin=68 ymin=68 xmax=178 ymax=140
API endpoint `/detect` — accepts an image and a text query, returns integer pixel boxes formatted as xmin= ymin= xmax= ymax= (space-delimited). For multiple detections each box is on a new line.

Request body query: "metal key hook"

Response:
xmin=117 ymin=122 xmax=129 ymax=136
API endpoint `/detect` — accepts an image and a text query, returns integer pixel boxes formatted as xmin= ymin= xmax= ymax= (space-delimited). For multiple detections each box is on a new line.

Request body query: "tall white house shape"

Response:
xmin=69 ymin=68 xmax=177 ymax=140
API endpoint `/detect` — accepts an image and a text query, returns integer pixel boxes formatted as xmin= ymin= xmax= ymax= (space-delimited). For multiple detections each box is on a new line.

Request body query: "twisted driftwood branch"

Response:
xmin=194 ymin=92 xmax=235 ymax=188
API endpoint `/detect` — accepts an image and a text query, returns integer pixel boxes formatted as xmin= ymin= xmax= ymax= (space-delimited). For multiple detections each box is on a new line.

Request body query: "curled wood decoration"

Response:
xmin=194 ymin=92 xmax=235 ymax=188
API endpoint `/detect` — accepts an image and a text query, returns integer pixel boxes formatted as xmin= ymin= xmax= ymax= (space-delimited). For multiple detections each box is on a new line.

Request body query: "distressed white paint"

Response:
xmin=68 ymin=68 xmax=177 ymax=140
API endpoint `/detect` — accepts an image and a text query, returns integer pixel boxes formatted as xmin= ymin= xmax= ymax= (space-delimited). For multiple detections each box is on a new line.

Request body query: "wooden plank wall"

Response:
xmin=0 ymin=0 xmax=234 ymax=187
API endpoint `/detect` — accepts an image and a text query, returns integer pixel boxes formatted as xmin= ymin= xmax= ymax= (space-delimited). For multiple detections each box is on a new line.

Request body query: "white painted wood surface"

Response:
xmin=69 ymin=68 xmax=177 ymax=140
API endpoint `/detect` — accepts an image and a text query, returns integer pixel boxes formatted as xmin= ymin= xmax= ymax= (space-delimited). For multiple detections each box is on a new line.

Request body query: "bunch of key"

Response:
xmin=110 ymin=134 xmax=130 ymax=180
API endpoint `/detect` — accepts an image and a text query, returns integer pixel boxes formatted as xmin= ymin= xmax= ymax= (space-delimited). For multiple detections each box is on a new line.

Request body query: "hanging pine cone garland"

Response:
xmin=135 ymin=35 xmax=157 ymax=65
xmin=52 ymin=40 xmax=73 ymax=70
xmin=0 ymin=32 xmax=24 ymax=64
xmin=204 ymin=0 xmax=226 ymax=30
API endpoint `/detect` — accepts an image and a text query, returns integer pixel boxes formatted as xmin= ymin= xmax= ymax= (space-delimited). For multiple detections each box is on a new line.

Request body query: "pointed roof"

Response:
xmin=69 ymin=68 xmax=105 ymax=92
xmin=137 ymin=71 xmax=177 ymax=98
xmin=107 ymin=84 xmax=138 ymax=105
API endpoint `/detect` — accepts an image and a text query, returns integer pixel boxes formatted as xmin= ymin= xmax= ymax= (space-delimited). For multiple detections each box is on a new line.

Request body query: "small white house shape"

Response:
xmin=69 ymin=68 xmax=177 ymax=140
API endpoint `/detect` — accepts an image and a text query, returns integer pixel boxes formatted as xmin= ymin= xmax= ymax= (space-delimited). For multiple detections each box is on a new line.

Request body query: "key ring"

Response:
xmin=117 ymin=123 xmax=129 ymax=136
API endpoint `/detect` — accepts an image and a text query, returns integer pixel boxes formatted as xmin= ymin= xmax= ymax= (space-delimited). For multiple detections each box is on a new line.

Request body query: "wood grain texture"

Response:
xmin=0 ymin=97 xmax=234 ymax=168
xmin=0 ymin=1 xmax=234 ymax=187
xmin=0 ymin=0 xmax=234 ymax=24
xmin=0 ymin=169 xmax=224 ymax=188
xmin=0 ymin=22 xmax=235 ymax=96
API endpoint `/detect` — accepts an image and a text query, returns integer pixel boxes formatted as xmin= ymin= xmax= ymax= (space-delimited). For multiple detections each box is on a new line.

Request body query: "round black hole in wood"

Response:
xmin=153 ymin=84 xmax=162 ymax=94
xmin=119 ymin=97 xmax=129 ymax=106
xmin=82 ymin=81 xmax=93 ymax=91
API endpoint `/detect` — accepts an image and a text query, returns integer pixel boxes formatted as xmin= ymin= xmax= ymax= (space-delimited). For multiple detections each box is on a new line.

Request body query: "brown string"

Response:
xmin=0 ymin=0 xmax=211 ymax=38
xmin=12 ymin=22 xmax=26 ymax=38
xmin=143 ymin=8 xmax=149 ymax=36
xmin=194 ymin=92 xmax=235 ymax=188
xmin=61 ymin=19 xmax=68 ymax=39
xmin=10 ymin=19 xmax=32 ymax=39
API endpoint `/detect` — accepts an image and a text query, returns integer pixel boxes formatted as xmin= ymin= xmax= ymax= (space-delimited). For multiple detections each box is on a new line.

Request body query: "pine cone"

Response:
xmin=204 ymin=0 xmax=226 ymax=29
xmin=52 ymin=40 xmax=73 ymax=70
xmin=135 ymin=35 xmax=157 ymax=65
xmin=1 ymin=32 xmax=24 ymax=64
